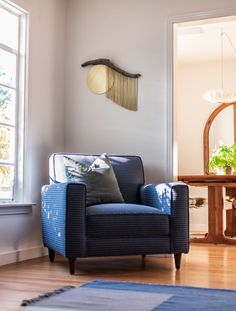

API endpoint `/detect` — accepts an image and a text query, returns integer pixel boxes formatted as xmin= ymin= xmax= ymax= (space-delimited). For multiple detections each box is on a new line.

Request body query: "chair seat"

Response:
xmin=87 ymin=203 xmax=170 ymax=239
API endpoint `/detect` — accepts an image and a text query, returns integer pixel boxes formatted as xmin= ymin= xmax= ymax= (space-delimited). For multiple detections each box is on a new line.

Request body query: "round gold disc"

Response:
xmin=87 ymin=64 xmax=113 ymax=94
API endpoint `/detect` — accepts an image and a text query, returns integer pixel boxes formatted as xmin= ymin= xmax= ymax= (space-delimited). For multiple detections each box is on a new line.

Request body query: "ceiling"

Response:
xmin=176 ymin=15 xmax=236 ymax=63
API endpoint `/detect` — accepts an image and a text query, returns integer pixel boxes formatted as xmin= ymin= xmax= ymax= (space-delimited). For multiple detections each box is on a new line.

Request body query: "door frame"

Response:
xmin=166 ymin=7 xmax=236 ymax=180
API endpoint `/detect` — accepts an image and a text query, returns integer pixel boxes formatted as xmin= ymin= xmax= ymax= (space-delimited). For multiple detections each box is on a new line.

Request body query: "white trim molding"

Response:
xmin=0 ymin=203 xmax=35 ymax=215
xmin=0 ymin=245 xmax=47 ymax=266
xmin=166 ymin=7 xmax=236 ymax=181
xmin=190 ymin=224 xmax=208 ymax=234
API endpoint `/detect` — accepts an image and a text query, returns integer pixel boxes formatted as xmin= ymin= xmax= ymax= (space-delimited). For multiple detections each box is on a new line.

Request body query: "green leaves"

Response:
xmin=209 ymin=143 xmax=236 ymax=174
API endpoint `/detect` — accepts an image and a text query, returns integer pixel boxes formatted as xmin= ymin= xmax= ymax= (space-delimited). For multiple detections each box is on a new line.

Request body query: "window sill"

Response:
xmin=0 ymin=203 xmax=36 ymax=215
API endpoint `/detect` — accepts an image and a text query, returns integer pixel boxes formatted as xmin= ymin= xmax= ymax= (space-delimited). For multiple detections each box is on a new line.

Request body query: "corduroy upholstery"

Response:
xmin=41 ymin=153 xmax=189 ymax=274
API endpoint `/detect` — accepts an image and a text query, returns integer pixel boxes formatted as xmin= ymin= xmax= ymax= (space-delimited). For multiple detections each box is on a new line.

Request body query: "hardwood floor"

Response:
xmin=1 ymin=244 xmax=236 ymax=310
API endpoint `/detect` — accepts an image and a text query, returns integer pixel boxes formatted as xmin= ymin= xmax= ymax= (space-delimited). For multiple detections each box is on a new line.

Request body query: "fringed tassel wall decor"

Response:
xmin=81 ymin=58 xmax=141 ymax=111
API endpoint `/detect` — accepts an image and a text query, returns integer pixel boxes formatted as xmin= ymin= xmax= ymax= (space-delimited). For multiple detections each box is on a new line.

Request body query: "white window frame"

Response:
xmin=0 ymin=0 xmax=28 ymax=203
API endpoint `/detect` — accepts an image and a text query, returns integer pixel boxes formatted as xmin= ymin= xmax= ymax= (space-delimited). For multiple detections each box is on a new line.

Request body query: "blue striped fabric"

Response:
xmin=41 ymin=183 xmax=68 ymax=256
xmin=87 ymin=203 xmax=169 ymax=239
xmin=140 ymin=182 xmax=189 ymax=253
xmin=169 ymin=183 xmax=189 ymax=253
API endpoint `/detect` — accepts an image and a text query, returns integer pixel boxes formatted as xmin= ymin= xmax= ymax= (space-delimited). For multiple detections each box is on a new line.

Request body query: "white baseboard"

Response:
xmin=190 ymin=224 xmax=208 ymax=234
xmin=0 ymin=245 xmax=48 ymax=266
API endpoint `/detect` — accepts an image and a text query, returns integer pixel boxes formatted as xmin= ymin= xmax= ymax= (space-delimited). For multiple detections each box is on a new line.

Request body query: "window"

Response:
xmin=0 ymin=1 xmax=27 ymax=202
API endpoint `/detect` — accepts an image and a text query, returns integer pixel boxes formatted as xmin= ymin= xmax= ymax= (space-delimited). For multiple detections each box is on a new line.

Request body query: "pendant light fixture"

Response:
xmin=203 ymin=31 xmax=236 ymax=104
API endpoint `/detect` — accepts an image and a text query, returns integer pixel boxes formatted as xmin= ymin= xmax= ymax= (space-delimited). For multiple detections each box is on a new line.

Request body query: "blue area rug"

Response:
xmin=20 ymin=280 xmax=236 ymax=310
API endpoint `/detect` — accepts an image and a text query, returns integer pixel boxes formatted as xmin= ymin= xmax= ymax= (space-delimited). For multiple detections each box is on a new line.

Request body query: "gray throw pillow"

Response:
xmin=63 ymin=153 xmax=124 ymax=206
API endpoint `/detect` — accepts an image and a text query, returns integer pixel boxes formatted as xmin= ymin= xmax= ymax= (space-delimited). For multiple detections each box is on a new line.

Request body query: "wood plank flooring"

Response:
xmin=1 ymin=244 xmax=236 ymax=310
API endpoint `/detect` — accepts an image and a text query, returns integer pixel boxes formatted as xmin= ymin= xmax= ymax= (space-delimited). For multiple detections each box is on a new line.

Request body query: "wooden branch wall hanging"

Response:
xmin=81 ymin=58 xmax=141 ymax=111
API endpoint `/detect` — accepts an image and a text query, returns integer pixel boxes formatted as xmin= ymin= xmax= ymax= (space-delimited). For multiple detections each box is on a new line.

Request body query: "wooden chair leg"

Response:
xmin=48 ymin=248 xmax=55 ymax=262
xmin=174 ymin=253 xmax=182 ymax=270
xmin=68 ymin=258 xmax=76 ymax=275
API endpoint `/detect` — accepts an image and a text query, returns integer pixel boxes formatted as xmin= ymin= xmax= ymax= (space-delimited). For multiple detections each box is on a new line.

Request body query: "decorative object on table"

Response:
xmin=20 ymin=280 xmax=236 ymax=310
xmin=209 ymin=142 xmax=236 ymax=175
xmin=81 ymin=58 xmax=141 ymax=111
xmin=203 ymin=31 xmax=236 ymax=104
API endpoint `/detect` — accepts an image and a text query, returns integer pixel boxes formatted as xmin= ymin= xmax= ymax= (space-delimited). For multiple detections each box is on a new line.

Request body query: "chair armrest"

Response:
xmin=41 ymin=182 xmax=87 ymax=258
xmin=140 ymin=182 xmax=189 ymax=253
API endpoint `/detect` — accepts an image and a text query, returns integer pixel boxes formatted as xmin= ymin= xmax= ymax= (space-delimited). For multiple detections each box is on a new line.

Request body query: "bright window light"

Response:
xmin=0 ymin=0 xmax=28 ymax=202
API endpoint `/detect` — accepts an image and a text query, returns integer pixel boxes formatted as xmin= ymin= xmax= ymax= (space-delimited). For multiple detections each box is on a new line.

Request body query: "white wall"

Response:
xmin=64 ymin=0 xmax=236 ymax=184
xmin=176 ymin=59 xmax=236 ymax=233
xmin=0 ymin=0 xmax=66 ymax=265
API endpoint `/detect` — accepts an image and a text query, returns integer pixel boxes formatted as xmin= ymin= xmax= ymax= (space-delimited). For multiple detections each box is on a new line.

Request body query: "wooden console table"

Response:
xmin=178 ymin=174 xmax=236 ymax=244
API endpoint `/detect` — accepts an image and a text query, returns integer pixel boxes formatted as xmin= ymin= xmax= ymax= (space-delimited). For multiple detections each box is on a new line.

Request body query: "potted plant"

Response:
xmin=209 ymin=142 xmax=236 ymax=175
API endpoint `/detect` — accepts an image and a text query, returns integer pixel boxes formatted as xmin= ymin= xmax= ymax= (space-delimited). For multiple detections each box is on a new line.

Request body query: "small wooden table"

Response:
xmin=178 ymin=175 xmax=236 ymax=244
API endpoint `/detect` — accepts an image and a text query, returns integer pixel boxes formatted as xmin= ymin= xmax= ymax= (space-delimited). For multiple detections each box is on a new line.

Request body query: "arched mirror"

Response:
xmin=204 ymin=102 xmax=236 ymax=174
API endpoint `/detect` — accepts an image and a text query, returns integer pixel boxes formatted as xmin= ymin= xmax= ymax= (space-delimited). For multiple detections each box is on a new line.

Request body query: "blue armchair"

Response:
xmin=41 ymin=153 xmax=189 ymax=274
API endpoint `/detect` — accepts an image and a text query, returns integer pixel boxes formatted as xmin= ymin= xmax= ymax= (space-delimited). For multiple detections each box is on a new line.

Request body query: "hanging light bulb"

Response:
xmin=203 ymin=31 xmax=236 ymax=104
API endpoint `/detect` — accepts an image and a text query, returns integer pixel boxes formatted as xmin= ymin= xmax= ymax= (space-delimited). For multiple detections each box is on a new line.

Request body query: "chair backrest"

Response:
xmin=49 ymin=153 xmax=145 ymax=204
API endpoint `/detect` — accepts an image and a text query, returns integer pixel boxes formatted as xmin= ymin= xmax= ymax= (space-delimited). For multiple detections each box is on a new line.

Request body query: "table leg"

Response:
xmin=191 ymin=186 xmax=236 ymax=244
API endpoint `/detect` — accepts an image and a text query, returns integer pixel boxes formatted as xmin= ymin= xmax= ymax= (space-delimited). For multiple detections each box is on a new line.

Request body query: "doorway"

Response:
xmin=173 ymin=15 xmax=236 ymax=234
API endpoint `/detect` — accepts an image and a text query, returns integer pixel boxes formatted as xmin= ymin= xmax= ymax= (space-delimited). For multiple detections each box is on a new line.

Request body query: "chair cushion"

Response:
xmin=63 ymin=153 xmax=124 ymax=206
xmin=86 ymin=203 xmax=170 ymax=239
